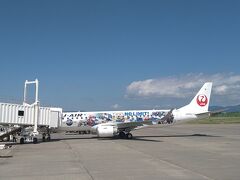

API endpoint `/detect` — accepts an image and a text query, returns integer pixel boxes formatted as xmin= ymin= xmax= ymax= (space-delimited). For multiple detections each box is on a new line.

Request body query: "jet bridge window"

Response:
xmin=18 ymin=110 xmax=24 ymax=117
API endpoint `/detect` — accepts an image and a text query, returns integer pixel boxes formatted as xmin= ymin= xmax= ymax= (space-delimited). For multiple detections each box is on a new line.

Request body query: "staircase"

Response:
xmin=0 ymin=126 xmax=21 ymax=141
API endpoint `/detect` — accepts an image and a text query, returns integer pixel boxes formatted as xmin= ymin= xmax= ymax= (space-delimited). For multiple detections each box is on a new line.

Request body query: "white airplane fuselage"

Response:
xmin=61 ymin=82 xmax=213 ymax=138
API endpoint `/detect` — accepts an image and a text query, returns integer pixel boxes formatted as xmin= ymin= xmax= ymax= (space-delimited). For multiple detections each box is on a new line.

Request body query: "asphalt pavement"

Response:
xmin=0 ymin=124 xmax=240 ymax=180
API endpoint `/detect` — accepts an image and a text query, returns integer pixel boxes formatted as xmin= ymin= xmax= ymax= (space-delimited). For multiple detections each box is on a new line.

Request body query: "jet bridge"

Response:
xmin=0 ymin=79 xmax=62 ymax=144
xmin=0 ymin=103 xmax=61 ymax=128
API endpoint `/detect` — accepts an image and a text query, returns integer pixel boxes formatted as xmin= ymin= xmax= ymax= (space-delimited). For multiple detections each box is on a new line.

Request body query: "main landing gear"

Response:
xmin=119 ymin=131 xmax=133 ymax=139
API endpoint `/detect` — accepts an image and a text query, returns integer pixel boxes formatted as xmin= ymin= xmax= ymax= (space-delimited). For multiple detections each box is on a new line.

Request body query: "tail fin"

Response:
xmin=178 ymin=82 xmax=212 ymax=114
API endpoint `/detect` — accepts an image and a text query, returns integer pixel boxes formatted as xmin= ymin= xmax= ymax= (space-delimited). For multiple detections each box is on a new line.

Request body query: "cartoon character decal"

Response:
xmin=63 ymin=110 xmax=168 ymax=127
xmin=66 ymin=118 xmax=73 ymax=126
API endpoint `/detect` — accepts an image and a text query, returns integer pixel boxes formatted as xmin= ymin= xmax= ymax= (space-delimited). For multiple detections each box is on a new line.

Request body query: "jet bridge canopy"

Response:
xmin=0 ymin=102 xmax=62 ymax=128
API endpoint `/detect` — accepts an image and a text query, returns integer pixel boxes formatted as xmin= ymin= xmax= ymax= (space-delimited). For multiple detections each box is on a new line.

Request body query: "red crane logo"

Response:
xmin=196 ymin=95 xmax=208 ymax=107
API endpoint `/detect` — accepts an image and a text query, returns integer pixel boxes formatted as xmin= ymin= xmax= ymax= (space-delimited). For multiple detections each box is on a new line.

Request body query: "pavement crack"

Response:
xmin=61 ymin=140 xmax=95 ymax=180
xmin=116 ymin=142 xmax=215 ymax=180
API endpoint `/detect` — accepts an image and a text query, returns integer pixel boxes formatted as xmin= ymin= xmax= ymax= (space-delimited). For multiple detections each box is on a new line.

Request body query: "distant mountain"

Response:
xmin=210 ymin=105 xmax=240 ymax=113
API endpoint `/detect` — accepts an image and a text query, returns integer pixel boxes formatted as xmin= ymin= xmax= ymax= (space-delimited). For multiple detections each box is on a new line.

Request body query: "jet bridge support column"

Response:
xmin=33 ymin=102 xmax=39 ymax=136
xmin=24 ymin=79 xmax=40 ymax=136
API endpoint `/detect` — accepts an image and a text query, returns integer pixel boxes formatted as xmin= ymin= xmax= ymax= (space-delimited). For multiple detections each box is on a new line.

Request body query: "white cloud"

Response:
xmin=214 ymin=85 xmax=228 ymax=95
xmin=126 ymin=73 xmax=240 ymax=105
xmin=112 ymin=104 xmax=121 ymax=109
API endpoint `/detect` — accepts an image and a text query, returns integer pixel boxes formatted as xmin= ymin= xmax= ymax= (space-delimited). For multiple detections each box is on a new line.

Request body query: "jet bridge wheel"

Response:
xmin=20 ymin=137 xmax=25 ymax=144
xmin=45 ymin=134 xmax=51 ymax=141
xmin=42 ymin=133 xmax=46 ymax=142
xmin=33 ymin=137 xmax=38 ymax=144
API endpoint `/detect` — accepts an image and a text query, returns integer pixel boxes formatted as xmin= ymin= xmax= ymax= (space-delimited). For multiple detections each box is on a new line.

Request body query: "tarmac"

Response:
xmin=0 ymin=124 xmax=240 ymax=180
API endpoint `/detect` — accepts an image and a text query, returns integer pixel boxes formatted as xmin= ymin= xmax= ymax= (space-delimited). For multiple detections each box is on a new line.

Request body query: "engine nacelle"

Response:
xmin=96 ymin=125 xmax=118 ymax=137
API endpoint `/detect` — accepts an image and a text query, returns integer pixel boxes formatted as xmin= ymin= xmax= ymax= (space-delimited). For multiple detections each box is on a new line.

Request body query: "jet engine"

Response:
xmin=96 ymin=124 xmax=118 ymax=137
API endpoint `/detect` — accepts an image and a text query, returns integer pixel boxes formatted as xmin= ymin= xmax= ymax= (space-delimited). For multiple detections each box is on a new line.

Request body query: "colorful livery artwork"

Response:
xmin=62 ymin=110 xmax=169 ymax=127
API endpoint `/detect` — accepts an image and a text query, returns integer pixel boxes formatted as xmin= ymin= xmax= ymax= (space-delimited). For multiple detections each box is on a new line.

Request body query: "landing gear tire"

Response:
xmin=126 ymin=133 xmax=133 ymax=139
xmin=20 ymin=137 xmax=25 ymax=144
xmin=119 ymin=131 xmax=126 ymax=139
xmin=33 ymin=137 xmax=38 ymax=144
xmin=13 ymin=136 xmax=17 ymax=142
xmin=42 ymin=133 xmax=46 ymax=142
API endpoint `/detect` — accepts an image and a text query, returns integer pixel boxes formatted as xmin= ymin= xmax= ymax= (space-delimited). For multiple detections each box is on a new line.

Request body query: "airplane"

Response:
xmin=61 ymin=82 xmax=212 ymax=139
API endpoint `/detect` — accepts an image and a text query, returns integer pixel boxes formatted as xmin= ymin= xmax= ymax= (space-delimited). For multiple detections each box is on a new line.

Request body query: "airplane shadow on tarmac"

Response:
xmin=47 ymin=133 xmax=220 ymax=143
xmin=5 ymin=133 xmax=219 ymax=145
xmin=98 ymin=134 xmax=219 ymax=142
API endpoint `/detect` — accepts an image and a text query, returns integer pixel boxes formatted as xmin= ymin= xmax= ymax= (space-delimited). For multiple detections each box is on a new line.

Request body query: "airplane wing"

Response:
xmin=116 ymin=120 xmax=153 ymax=131
xmin=92 ymin=109 xmax=174 ymax=138
xmin=115 ymin=109 xmax=173 ymax=131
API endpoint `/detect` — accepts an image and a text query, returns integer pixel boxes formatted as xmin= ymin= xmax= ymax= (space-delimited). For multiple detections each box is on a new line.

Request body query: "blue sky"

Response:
xmin=0 ymin=0 xmax=240 ymax=111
